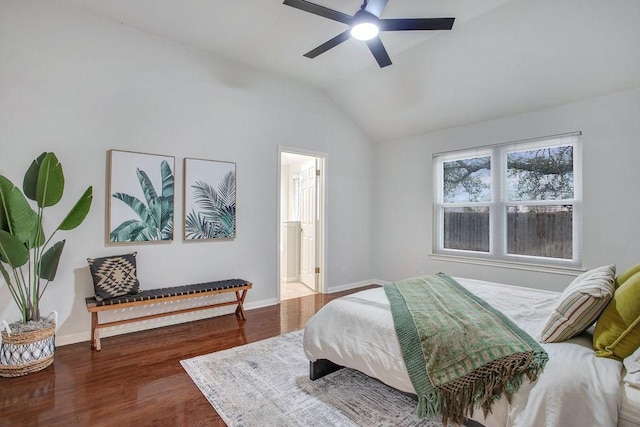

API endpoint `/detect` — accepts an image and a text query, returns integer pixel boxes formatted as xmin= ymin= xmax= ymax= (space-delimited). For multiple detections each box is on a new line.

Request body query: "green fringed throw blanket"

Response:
xmin=383 ymin=273 xmax=548 ymax=425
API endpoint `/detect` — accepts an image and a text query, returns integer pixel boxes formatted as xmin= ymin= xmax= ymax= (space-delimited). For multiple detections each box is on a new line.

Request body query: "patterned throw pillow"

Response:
xmin=540 ymin=265 xmax=616 ymax=343
xmin=87 ymin=252 xmax=140 ymax=301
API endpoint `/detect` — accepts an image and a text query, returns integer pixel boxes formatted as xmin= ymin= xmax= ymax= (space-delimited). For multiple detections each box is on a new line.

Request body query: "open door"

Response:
xmin=299 ymin=159 xmax=317 ymax=289
xmin=278 ymin=149 xmax=325 ymax=301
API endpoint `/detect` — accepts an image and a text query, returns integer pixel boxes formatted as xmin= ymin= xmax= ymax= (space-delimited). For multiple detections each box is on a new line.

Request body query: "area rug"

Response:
xmin=181 ymin=330 xmax=442 ymax=427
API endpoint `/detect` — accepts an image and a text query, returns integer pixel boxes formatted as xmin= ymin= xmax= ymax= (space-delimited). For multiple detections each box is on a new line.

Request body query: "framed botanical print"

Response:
xmin=107 ymin=149 xmax=175 ymax=244
xmin=183 ymin=158 xmax=236 ymax=241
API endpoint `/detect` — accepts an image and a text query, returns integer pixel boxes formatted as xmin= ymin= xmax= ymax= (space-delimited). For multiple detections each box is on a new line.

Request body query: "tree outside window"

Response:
xmin=435 ymin=134 xmax=580 ymax=265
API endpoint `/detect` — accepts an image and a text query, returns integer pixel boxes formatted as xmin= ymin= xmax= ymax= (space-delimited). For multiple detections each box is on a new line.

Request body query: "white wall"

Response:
xmin=373 ymin=88 xmax=640 ymax=292
xmin=0 ymin=1 xmax=373 ymax=343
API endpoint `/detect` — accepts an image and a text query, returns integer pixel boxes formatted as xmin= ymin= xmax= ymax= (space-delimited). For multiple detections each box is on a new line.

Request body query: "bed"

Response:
xmin=303 ymin=277 xmax=640 ymax=427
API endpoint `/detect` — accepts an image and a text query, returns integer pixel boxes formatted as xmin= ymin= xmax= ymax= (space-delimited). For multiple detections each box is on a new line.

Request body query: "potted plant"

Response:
xmin=0 ymin=152 xmax=92 ymax=377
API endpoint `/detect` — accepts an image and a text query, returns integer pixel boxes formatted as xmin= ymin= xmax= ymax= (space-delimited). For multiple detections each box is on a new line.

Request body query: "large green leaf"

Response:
xmin=160 ymin=160 xmax=174 ymax=198
xmin=159 ymin=196 xmax=173 ymax=233
xmin=136 ymin=227 xmax=158 ymax=241
xmin=39 ymin=240 xmax=65 ymax=281
xmin=112 ymin=192 xmax=151 ymax=223
xmin=58 ymin=186 xmax=93 ymax=230
xmin=111 ymin=193 xmax=163 ymax=241
xmin=110 ymin=219 xmax=142 ymax=242
xmin=23 ymin=152 xmax=47 ymax=201
xmin=161 ymin=219 xmax=173 ymax=240
xmin=136 ymin=169 xmax=158 ymax=209
xmin=147 ymin=198 xmax=162 ymax=230
xmin=110 ymin=219 xmax=156 ymax=242
xmin=24 ymin=152 xmax=65 ymax=208
xmin=0 ymin=175 xmax=38 ymax=243
xmin=0 ymin=229 xmax=29 ymax=268
xmin=0 ymin=201 xmax=5 ymax=232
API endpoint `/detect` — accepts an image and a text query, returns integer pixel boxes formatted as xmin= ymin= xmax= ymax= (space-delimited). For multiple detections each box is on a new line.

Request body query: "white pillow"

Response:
xmin=624 ymin=346 xmax=640 ymax=389
xmin=539 ymin=265 xmax=616 ymax=343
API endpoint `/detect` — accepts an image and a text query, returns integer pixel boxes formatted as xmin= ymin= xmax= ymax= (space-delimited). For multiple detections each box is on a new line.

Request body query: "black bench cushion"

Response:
xmin=85 ymin=279 xmax=250 ymax=307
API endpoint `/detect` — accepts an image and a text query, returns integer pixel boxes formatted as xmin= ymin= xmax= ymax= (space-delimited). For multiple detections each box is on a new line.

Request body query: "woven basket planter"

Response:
xmin=0 ymin=321 xmax=56 ymax=378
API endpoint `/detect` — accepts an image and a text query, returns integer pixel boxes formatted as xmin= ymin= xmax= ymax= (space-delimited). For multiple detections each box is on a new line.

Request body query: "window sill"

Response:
xmin=429 ymin=253 xmax=585 ymax=276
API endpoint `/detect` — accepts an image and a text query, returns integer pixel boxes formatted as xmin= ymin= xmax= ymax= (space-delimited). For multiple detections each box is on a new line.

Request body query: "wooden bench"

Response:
xmin=85 ymin=279 xmax=251 ymax=351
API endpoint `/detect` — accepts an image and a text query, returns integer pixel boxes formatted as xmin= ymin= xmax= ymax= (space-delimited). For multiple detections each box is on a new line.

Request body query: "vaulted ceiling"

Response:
xmin=58 ymin=0 xmax=640 ymax=142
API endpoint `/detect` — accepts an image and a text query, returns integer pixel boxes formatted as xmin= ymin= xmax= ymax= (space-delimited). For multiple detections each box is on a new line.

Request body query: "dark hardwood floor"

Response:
xmin=0 ymin=286 xmax=377 ymax=427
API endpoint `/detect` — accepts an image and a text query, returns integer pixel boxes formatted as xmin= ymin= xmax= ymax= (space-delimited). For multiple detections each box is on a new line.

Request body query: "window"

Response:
xmin=433 ymin=133 xmax=581 ymax=267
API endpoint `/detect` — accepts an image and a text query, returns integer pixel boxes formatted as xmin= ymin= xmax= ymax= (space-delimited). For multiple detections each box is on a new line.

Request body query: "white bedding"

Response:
xmin=303 ymin=278 xmax=625 ymax=427
xmin=620 ymin=383 xmax=640 ymax=427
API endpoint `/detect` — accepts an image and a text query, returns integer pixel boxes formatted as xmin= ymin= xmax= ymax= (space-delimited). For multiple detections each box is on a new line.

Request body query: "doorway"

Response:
xmin=278 ymin=149 xmax=326 ymax=301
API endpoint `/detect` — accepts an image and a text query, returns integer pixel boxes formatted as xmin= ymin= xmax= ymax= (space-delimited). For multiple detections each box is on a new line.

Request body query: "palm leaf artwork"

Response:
xmin=185 ymin=169 xmax=236 ymax=240
xmin=110 ymin=159 xmax=174 ymax=242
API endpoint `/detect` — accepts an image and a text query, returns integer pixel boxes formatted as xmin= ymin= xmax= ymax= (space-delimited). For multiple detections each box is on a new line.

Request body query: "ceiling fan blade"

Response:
xmin=379 ymin=17 xmax=455 ymax=31
xmin=283 ymin=0 xmax=352 ymax=25
xmin=364 ymin=0 xmax=388 ymax=18
xmin=304 ymin=30 xmax=351 ymax=59
xmin=365 ymin=37 xmax=392 ymax=68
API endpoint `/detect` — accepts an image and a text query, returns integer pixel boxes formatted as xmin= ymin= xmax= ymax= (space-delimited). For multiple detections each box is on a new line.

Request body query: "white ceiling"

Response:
xmin=57 ymin=0 xmax=640 ymax=142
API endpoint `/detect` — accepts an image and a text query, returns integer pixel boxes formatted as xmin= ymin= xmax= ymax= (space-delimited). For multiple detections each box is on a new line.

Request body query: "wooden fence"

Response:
xmin=444 ymin=210 xmax=572 ymax=259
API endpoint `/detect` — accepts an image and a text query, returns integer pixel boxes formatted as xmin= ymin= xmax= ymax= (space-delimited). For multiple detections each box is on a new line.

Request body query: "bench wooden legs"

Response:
xmin=235 ymin=289 xmax=248 ymax=320
xmin=90 ymin=312 xmax=101 ymax=351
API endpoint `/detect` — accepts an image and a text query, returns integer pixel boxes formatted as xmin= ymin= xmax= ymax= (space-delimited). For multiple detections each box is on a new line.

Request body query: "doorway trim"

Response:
xmin=277 ymin=146 xmax=327 ymax=301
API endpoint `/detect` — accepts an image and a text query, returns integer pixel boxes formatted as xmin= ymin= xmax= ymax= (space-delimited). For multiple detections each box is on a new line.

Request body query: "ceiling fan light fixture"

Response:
xmin=282 ymin=0 xmax=455 ymax=68
xmin=350 ymin=10 xmax=378 ymax=41
xmin=351 ymin=22 xmax=378 ymax=40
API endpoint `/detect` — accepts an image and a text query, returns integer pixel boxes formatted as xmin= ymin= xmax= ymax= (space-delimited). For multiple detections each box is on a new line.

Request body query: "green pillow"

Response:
xmin=593 ymin=271 xmax=640 ymax=360
xmin=615 ymin=262 xmax=640 ymax=288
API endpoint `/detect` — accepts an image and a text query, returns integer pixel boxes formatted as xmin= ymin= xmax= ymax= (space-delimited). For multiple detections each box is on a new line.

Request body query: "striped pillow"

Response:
xmin=540 ymin=265 xmax=615 ymax=343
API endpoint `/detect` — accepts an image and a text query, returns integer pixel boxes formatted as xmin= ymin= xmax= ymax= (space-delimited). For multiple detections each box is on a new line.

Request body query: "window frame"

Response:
xmin=433 ymin=133 xmax=582 ymax=269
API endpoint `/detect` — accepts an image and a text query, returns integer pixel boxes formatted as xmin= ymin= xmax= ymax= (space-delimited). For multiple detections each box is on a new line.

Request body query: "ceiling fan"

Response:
xmin=282 ymin=0 xmax=455 ymax=68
